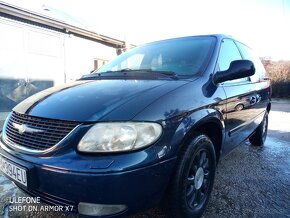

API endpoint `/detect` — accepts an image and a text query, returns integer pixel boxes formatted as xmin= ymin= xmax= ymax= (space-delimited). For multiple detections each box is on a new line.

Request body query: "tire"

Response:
xmin=235 ymin=104 xmax=244 ymax=111
xmin=249 ymin=111 xmax=268 ymax=146
xmin=167 ymin=133 xmax=216 ymax=218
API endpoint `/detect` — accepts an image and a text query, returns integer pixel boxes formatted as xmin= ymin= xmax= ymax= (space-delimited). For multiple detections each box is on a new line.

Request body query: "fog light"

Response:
xmin=78 ymin=202 xmax=127 ymax=216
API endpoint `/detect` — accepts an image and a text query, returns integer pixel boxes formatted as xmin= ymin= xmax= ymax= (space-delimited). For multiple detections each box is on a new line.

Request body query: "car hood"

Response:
xmin=13 ymin=79 xmax=190 ymax=122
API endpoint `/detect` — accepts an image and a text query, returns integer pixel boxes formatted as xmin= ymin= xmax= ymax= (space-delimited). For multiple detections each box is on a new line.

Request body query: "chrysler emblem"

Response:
xmin=12 ymin=123 xmax=44 ymax=135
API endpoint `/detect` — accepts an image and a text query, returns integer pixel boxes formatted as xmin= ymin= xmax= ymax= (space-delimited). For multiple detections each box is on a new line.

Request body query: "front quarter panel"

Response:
xmin=133 ymin=77 xmax=227 ymax=160
xmin=162 ymin=108 xmax=225 ymax=160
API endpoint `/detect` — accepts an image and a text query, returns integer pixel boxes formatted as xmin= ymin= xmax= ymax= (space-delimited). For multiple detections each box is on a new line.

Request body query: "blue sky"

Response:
xmin=2 ymin=0 xmax=290 ymax=60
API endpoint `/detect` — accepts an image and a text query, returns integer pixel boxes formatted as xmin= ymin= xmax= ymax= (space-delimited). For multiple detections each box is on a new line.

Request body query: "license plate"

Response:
xmin=0 ymin=156 xmax=27 ymax=187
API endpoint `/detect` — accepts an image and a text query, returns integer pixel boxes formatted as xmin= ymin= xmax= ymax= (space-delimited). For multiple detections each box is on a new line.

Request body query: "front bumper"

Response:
xmin=0 ymin=139 xmax=176 ymax=217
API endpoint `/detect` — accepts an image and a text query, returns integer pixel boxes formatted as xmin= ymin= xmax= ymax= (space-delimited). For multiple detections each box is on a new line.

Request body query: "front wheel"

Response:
xmin=167 ymin=133 xmax=216 ymax=218
xmin=249 ymin=111 xmax=269 ymax=146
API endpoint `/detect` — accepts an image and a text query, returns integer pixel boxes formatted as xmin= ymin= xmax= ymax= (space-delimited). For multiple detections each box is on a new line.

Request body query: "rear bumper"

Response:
xmin=0 ymin=141 xmax=176 ymax=216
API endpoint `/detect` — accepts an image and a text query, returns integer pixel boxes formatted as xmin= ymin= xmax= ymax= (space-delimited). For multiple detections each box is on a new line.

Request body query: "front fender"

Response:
xmin=156 ymin=108 xmax=225 ymax=160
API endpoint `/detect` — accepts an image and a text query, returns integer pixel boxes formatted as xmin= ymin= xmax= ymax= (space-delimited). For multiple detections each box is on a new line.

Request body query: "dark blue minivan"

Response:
xmin=0 ymin=34 xmax=271 ymax=217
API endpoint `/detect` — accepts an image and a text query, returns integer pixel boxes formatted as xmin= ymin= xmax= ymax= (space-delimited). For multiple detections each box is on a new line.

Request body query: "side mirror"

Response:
xmin=213 ymin=60 xmax=255 ymax=84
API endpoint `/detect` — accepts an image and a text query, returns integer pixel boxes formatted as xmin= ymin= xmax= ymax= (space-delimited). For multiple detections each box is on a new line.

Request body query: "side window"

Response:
xmin=218 ymin=39 xmax=246 ymax=83
xmin=235 ymin=41 xmax=266 ymax=83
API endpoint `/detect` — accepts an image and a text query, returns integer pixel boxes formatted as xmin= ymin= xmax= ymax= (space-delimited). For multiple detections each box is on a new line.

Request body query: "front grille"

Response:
xmin=4 ymin=112 xmax=79 ymax=151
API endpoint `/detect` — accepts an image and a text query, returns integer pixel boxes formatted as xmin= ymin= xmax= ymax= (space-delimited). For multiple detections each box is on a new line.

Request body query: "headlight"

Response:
xmin=77 ymin=122 xmax=162 ymax=153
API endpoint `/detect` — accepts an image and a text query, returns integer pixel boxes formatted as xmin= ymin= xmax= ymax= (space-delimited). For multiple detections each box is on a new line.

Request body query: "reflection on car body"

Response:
xmin=226 ymin=93 xmax=262 ymax=112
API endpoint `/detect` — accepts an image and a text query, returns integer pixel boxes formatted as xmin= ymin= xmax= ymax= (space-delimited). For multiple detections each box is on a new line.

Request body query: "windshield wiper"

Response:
xmin=98 ymin=68 xmax=178 ymax=79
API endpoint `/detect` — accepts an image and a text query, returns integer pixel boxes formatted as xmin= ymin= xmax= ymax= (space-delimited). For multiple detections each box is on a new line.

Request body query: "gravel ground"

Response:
xmin=1 ymin=101 xmax=290 ymax=218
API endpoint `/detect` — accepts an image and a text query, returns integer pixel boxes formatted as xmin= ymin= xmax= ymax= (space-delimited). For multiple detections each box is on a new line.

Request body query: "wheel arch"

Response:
xmin=178 ymin=112 xmax=225 ymax=164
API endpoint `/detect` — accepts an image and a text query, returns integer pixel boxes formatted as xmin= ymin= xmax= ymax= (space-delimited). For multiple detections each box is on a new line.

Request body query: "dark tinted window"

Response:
xmin=218 ymin=39 xmax=246 ymax=83
xmin=96 ymin=37 xmax=216 ymax=76
xmin=235 ymin=41 xmax=266 ymax=82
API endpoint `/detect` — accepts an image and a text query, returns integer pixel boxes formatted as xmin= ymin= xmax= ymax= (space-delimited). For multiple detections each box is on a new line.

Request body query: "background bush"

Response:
xmin=261 ymin=59 xmax=290 ymax=98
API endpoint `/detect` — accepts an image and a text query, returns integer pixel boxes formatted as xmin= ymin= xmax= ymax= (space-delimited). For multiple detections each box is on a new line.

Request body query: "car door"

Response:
xmin=235 ymin=41 xmax=271 ymax=119
xmin=218 ymin=39 xmax=260 ymax=155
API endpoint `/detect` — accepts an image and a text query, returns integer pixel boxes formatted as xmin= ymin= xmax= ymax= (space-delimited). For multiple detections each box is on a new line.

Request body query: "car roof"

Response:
xmin=140 ymin=34 xmax=233 ymax=47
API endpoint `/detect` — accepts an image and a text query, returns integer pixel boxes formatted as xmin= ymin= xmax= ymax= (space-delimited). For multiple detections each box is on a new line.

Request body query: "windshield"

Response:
xmin=96 ymin=36 xmax=216 ymax=76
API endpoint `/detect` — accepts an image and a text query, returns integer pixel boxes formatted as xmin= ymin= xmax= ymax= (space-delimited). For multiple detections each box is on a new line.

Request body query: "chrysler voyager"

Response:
xmin=0 ymin=34 xmax=271 ymax=217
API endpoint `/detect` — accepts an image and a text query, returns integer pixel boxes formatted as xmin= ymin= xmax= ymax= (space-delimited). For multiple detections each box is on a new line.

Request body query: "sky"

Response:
xmin=2 ymin=0 xmax=290 ymax=60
